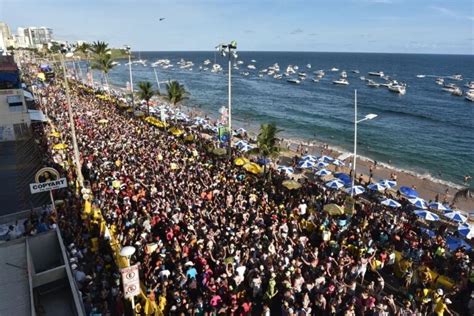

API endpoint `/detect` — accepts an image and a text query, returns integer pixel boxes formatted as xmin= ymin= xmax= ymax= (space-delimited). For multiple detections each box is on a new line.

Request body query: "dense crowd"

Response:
xmin=27 ymin=63 xmax=473 ymax=316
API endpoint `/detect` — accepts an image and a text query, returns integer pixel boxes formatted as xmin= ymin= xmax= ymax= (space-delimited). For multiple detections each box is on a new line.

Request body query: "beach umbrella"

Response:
xmin=257 ymin=157 xmax=270 ymax=165
xmin=445 ymin=236 xmax=472 ymax=252
xmin=301 ymin=155 xmax=318 ymax=162
xmin=332 ymin=159 xmax=345 ymax=166
xmin=458 ymin=225 xmax=474 ymax=239
xmin=428 ymin=202 xmax=451 ymax=212
xmin=298 ymin=160 xmax=315 ymax=169
xmin=335 ymin=173 xmax=352 ymax=186
xmin=243 ymin=162 xmax=263 ymax=175
xmin=323 ymin=203 xmax=345 ymax=216
xmin=239 ymin=143 xmax=254 ymax=152
xmin=381 ymin=198 xmax=402 ymax=208
xmin=277 ymin=166 xmax=294 ymax=175
xmin=48 ymin=131 xmax=61 ymax=138
xmin=315 ymin=161 xmax=329 ymax=169
xmin=169 ymin=127 xmax=184 ymax=136
xmin=325 ymin=179 xmax=345 ymax=190
xmin=282 ymin=180 xmax=302 ymax=190
xmin=420 ymin=228 xmax=436 ymax=238
xmin=444 ymin=211 xmax=467 ymax=223
xmin=236 ymin=128 xmax=247 ymax=135
xmin=235 ymin=140 xmax=249 ymax=148
xmin=318 ymin=155 xmax=335 ymax=163
xmin=212 ymin=147 xmax=227 ymax=156
xmin=399 ymin=186 xmax=418 ymax=198
xmin=53 ymin=143 xmax=68 ymax=150
xmin=414 ymin=210 xmax=440 ymax=221
xmin=367 ymin=183 xmax=386 ymax=191
xmin=234 ymin=157 xmax=250 ymax=166
xmin=315 ymin=168 xmax=332 ymax=177
xmin=379 ymin=179 xmax=397 ymax=188
xmin=345 ymin=185 xmax=366 ymax=196
xmin=408 ymin=197 xmax=428 ymax=209
xmin=194 ymin=117 xmax=207 ymax=125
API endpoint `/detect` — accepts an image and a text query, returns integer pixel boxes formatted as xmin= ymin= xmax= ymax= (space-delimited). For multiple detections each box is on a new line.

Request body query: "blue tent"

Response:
xmin=399 ymin=186 xmax=418 ymax=198
xmin=446 ymin=236 xmax=472 ymax=252
xmin=335 ymin=173 xmax=352 ymax=186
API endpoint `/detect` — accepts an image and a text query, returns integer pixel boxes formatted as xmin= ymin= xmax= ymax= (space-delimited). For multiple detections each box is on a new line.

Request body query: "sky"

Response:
xmin=1 ymin=0 xmax=473 ymax=54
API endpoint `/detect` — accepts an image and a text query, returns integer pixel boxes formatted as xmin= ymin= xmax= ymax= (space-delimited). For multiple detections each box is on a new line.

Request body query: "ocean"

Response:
xmin=82 ymin=51 xmax=474 ymax=189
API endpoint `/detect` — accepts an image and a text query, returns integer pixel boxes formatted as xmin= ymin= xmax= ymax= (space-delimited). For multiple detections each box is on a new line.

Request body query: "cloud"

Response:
xmin=430 ymin=6 xmax=473 ymax=21
xmin=290 ymin=28 xmax=303 ymax=35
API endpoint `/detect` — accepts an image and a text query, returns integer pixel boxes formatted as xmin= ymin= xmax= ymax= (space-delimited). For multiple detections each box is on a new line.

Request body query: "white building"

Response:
xmin=0 ymin=22 xmax=15 ymax=51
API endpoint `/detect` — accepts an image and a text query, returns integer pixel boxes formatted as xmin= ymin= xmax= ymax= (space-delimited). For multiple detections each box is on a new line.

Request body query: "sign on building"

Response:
xmin=29 ymin=167 xmax=67 ymax=194
xmin=120 ymin=264 xmax=140 ymax=299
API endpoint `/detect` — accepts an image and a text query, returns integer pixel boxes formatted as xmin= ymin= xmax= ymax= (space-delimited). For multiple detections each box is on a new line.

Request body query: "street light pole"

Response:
xmin=125 ymin=46 xmax=134 ymax=109
xmin=351 ymin=89 xmax=377 ymax=197
xmin=59 ymin=52 xmax=84 ymax=188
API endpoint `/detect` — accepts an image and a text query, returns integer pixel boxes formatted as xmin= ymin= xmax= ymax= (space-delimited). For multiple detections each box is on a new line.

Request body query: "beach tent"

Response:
xmin=243 ymin=162 xmax=263 ymax=175
xmin=315 ymin=161 xmax=329 ymax=169
xmin=399 ymin=186 xmax=419 ymax=198
xmin=282 ymin=180 xmax=302 ymax=190
xmin=381 ymin=198 xmax=402 ymax=208
xmin=298 ymin=160 xmax=315 ymax=169
xmin=458 ymin=224 xmax=474 ymax=239
xmin=325 ymin=179 xmax=345 ymax=190
xmin=445 ymin=236 xmax=472 ymax=252
xmin=234 ymin=157 xmax=250 ymax=166
xmin=332 ymin=159 xmax=345 ymax=166
xmin=429 ymin=202 xmax=451 ymax=212
xmin=318 ymin=155 xmax=335 ymax=163
xmin=414 ymin=210 xmax=440 ymax=221
xmin=408 ymin=197 xmax=427 ymax=209
xmin=277 ymin=166 xmax=294 ymax=175
xmin=335 ymin=173 xmax=352 ymax=186
xmin=315 ymin=168 xmax=332 ymax=177
xmin=379 ymin=179 xmax=397 ymax=188
xmin=301 ymin=155 xmax=318 ymax=162
xmin=367 ymin=183 xmax=386 ymax=192
xmin=345 ymin=185 xmax=366 ymax=196
xmin=444 ymin=211 xmax=467 ymax=223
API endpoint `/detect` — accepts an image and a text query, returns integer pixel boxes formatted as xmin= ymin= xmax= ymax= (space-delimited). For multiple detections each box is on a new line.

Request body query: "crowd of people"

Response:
xmin=24 ymin=60 xmax=474 ymax=316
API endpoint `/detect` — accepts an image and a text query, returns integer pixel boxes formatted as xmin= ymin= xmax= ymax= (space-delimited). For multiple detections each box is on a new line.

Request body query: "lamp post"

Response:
xmin=125 ymin=45 xmax=134 ymax=109
xmin=351 ymin=89 xmax=377 ymax=196
xmin=217 ymin=41 xmax=238 ymax=151
xmin=120 ymin=246 xmax=137 ymax=313
xmin=59 ymin=49 xmax=84 ymax=188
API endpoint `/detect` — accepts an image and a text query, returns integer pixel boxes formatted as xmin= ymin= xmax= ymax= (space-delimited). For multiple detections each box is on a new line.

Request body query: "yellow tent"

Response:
xmin=168 ymin=127 xmax=184 ymax=136
xmin=234 ymin=157 xmax=250 ymax=166
xmin=53 ymin=143 xmax=68 ymax=150
xmin=243 ymin=162 xmax=263 ymax=175
xmin=48 ymin=131 xmax=61 ymax=138
xmin=37 ymin=72 xmax=45 ymax=81
xmin=282 ymin=180 xmax=302 ymax=190
xmin=323 ymin=203 xmax=345 ymax=216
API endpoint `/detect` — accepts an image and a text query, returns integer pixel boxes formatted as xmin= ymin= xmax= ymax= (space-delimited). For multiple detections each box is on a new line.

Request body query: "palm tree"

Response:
xmin=75 ymin=42 xmax=91 ymax=83
xmin=137 ymin=81 xmax=155 ymax=116
xmin=89 ymin=41 xmax=111 ymax=56
xmin=91 ymin=54 xmax=116 ymax=91
xmin=165 ymin=80 xmax=188 ymax=122
xmin=248 ymin=123 xmax=281 ymax=175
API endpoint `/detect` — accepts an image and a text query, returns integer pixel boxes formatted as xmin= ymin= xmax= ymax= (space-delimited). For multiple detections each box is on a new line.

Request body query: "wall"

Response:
xmin=0 ymin=88 xmax=30 ymax=141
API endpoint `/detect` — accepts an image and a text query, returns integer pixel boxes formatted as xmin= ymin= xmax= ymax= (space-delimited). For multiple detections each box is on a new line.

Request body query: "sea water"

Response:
xmin=84 ymin=51 xmax=474 ymax=188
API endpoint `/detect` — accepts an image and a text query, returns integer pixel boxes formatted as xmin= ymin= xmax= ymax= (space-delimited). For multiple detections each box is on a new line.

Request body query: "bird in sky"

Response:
xmin=159 ymin=18 xmax=165 ymax=21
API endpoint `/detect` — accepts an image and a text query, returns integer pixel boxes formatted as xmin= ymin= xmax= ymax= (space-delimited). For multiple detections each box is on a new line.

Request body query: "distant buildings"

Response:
xmin=0 ymin=21 xmax=54 ymax=51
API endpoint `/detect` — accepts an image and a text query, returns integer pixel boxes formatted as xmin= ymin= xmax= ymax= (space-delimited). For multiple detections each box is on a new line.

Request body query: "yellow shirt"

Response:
xmin=434 ymin=301 xmax=447 ymax=316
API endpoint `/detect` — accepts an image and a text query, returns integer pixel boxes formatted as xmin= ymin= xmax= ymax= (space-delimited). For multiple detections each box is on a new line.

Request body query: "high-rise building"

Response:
xmin=15 ymin=27 xmax=31 ymax=48
xmin=26 ymin=27 xmax=53 ymax=48
xmin=0 ymin=22 xmax=15 ymax=51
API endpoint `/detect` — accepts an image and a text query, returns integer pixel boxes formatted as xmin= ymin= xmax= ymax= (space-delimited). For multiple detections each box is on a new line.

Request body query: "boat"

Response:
xmin=247 ymin=64 xmax=256 ymax=70
xmin=465 ymin=90 xmax=474 ymax=102
xmin=333 ymin=78 xmax=349 ymax=85
xmin=260 ymin=68 xmax=268 ymax=73
xmin=367 ymin=79 xmax=380 ymax=88
xmin=416 ymin=74 xmax=426 ymax=78
xmin=237 ymin=60 xmax=244 ymax=65
xmin=341 ymin=71 xmax=347 ymax=78
xmin=242 ymin=71 xmax=250 ymax=76
xmin=451 ymin=87 xmax=463 ymax=96
xmin=368 ymin=71 xmax=384 ymax=77
xmin=306 ymin=64 xmax=311 ymax=68
xmin=387 ymin=81 xmax=406 ymax=95
xmin=286 ymin=65 xmax=296 ymax=74
xmin=268 ymin=63 xmax=280 ymax=72
xmin=258 ymin=74 xmax=264 ymax=78
xmin=251 ymin=59 xmax=256 ymax=63
xmin=312 ymin=78 xmax=319 ymax=83
xmin=233 ymin=66 xmax=239 ymax=70
xmin=465 ymin=81 xmax=474 ymax=89
xmin=287 ymin=78 xmax=300 ymax=84
xmin=294 ymin=65 xmax=299 ymax=70
xmin=298 ymin=72 xmax=307 ymax=77
xmin=331 ymin=67 xmax=339 ymax=72
xmin=274 ymin=74 xmax=283 ymax=80
xmin=352 ymin=70 xmax=360 ymax=74
xmin=435 ymin=78 xmax=444 ymax=85
xmin=359 ymin=76 xmax=366 ymax=81
xmin=442 ymin=83 xmax=457 ymax=92
xmin=449 ymin=74 xmax=463 ymax=81
xmin=314 ymin=70 xmax=325 ymax=76
xmin=203 ymin=59 xmax=211 ymax=65
xmin=211 ymin=64 xmax=223 ymax=73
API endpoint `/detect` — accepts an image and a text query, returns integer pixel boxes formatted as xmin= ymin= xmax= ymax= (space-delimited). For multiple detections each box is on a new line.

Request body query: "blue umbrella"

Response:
xmin=408 ymin=197 xmax=428 ymax=209
xmin=332 ymin=159 xmax=345 ymax=166
xmin=414 ymin=210 xmax=440 ymax=221
xmin=429 ymin=202 xmax=451 ymax=212
xmin=458 ymin=225 xmax=474 ymax=239
xmin=315 ymin=161 xmax=329 ymax=169
xmin=325 ymin=179 xmax=345 ymax=190
xmin=277 ymin=166 xmax=294 ymax=175
xmin=258 ymin=157 xmax=271 ymax=165
xmin=335 ymin=173 xmax=352 ymax=186
xmin=379 ymin=179 xmax=397 ymax=188
xmin=315 ymin=168 xmax=332 ymax=177
xmin=345 ymin=185 xmax=366 ymax=196
xmin=420 ymin=228 xmax=436 ymax=238
xmin=399 ymin=186 xmax=418 ymax=198
xmin=298 ymin=160 xmax=315 ymax=169
xmin=444 ymin=211 xmax=467 ymax=223
xmin=446 ymin=236 xmax=472 ymax=252
xmin=368 ymin=183 xmax=386 ymax=191
xmin=381 ymin=198 xmax=402 ymax=208
xmin=301 ymin=155 xmax=318 ymax=162
xmin=318 ymin=155 xmax=335 ymax=163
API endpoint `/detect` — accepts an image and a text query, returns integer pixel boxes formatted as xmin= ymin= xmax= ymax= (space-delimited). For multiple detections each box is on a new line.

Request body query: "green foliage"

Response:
xmin=91 ymin=54 xmax=116 ymax=75
xmin=90 ymin=41 xmax=111 ymax=56
xmin=165 ymin=80 xmax=188 ymax=106
xmin=137 ymin=81 xmax=155 ymax=102
xmin=248 ymin=123 xmax=281 ymax=159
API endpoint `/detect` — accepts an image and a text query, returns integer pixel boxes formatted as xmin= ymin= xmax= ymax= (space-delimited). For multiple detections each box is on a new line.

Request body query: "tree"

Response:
xmin=91 ymin=53 xmax=116 ymax=91
xmin=165 ymin=80 xmax=188 ymax=122
xmin=248 ymin=123 xmax=281 ymax=175
xmin=137 ymin=81 xmax=156 ymax=116
xmin=89 ymin=41 xmax=110 ymax=56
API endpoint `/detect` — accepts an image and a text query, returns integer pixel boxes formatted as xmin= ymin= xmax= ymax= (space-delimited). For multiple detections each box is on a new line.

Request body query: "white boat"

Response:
xmin=465 ymin=90 xmax=474 ymax=102
xmin=368 ymin=71 xmax=384 ymax=77
xmin=233 ymin=66 xmax=239 ymax=70
xmin=298 ymin=72 xmax=307 ymax=77
xmin=360 ymin=76 xmax=366 ymax=81
xmin=314 ymin=70 xmax=325 ymax=76
xmin=442 ymin=83 xmax=457 ymax=92
xmin=451 ymin=87 xmax=463 ymax=96
xmin=352 ymin=70 xmax=360 ymax=74
xmin=260 ymin=68 xmax=268 ymax=73
xmin=435 ymin=78 xmax=444 ymax=85
xmin=449 ymin=74 xmax=463 ymax=81
xmin=331 ymin=67 xmax=339 ymax=72
xmin=247 ymin=64 xmax=256 ymax=70
xmin=465 ymin=81 xmax=474 ymax=89
xmin=294 ymin=65 xmax=299 ymax=70
xmin=287 ymin=78 xmax=300 ymax=84
xmin=268 ymin=70 xmax=275 ymax=76
xmin=341 ymin=71 xmax=347 ymax=78
xmin=211 ymin=64 xmax=223 ymax=73
xmin=387 ymin=81 xmax=406 ymax=95
xmin=416 ymin=74 xmax=426 ymax=78
xmin=312 ymin=78 xmax=319 ymax=83
xmin=251 ymin=59 xmax=257 ymax=63
xmin=274 ymin=74 xmax=283 ymax=80
xmin=306 ymin=64 xmax=311 ymax=68
xmin=237 ymin=60 xmax=244 ymax=65
xmin=286 ymin=65 xmax=296 ymax=74
xmin=242 ymin=71 xmax=250 ymax=76
xmin=203 ymin=59 xmax=211 ymax=65
xmin=268 ymin=63 xmax=280 ymax=72
xmin=258 ymin=74 xmax=264 ymax=78
xmin=367 ymin=79 xmax=380 ymax=87
xmin=333 ymin=78 xmax=349 ymax=85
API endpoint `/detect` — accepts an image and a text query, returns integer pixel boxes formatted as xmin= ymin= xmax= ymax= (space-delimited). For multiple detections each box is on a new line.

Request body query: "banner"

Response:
xmin=30 ymin=177 xmax=67 ymax=194
xmin=121 ymin=264 xmax=140 ymax=299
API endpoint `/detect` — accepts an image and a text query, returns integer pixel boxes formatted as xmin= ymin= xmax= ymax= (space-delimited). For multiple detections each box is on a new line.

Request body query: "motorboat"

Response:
xmin=416 ymin=74 xmax=426 ymax=78
xmin=274 ymin=74 xmax=283 ymax=79
xmin=312 ymin=78 xmax=319 ymax=83
xmin=258 ymin=74 xmax=264 ymax=78
xmin=368 ymin=71 xmax=384 ymax=77
xmin=451 ymin=87 xmax=463 ymax=96
xmin=247 ymin=64 xmax=256 ymax=70
xmin=341 ymin=71 xmax=347 ymax=78
xmin=465 ymin=90 xmax=474 ymax=102
xmin=268 ymin=70 xmax=275 ymax=76
xmin=286 ymin=65 xmax=296 ymax=74
xmin=287 ymin=78 xmax=301 ymax=84
xmin=352 ymin=70 xmax=360 ymax=74
xmin=306 ymin=64 xmax=312 ymax=68
xmin=330 ymin=67 xmax=339 ymax=72
xmin=294 ymin=65 xmax=299 ymax=70
xmin=233 ymin=65 xmax=239 ymax=70
xmin=449 ymin=74 xmax=463 ymax=81
xmin=260 ymin=68 xmax=268 ymax=73
xmin=465 ymin=81 xmax=474 ymax=89
xmin=242 ymin=71 xmax=250 ymax=76
xmin=298 ymin=72 xmax=307 ymax=77
xmin=211 ymin=64 xmax=223 ymax=73
xmin=203 ymin=59 xmax=211 ymax=65
xmin=367 ymin=79 xmax=380 ymax=87
xmin=333 ymin=78 xmax=349 ymax=85
xmin=237 ymin=60 xmax=244 ymax=65
xmin=314 ymin=69 xmax=325 ymax=76
xmin=442 ymin=83 xmax=457 ymax=92
xmin=387 ymin=81 xmax=406 ymax=95
xmin=251 ymin=59 xmax=257 ymax=63
xmin=268 ymin=63 xmax=280 ymax=72
xmin=359 ymin=76 xmax=366 ymax=81
xmin=435 ymin=78 xmax=444 ymax=85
